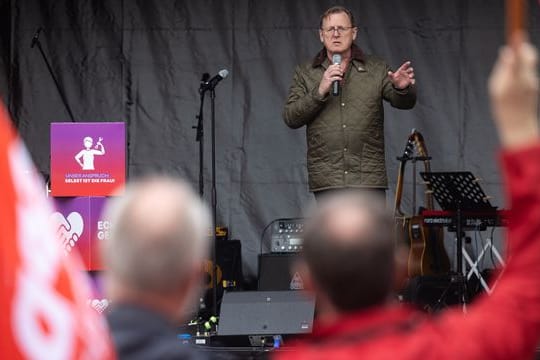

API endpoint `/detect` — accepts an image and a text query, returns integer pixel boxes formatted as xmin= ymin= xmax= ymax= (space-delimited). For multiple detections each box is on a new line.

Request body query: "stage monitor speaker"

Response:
xmin=218 ymin=290 xmax=315 ymax=336
xmin=258 ymin=253 xmax=302 ymax=291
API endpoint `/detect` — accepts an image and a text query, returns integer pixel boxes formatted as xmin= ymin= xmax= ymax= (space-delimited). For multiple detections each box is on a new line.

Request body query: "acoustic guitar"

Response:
xmin=394 ymin=130 xmax=450 ymax=277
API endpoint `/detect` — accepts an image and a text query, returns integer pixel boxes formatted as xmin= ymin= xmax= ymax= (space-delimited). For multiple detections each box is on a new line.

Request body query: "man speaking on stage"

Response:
xmin=283 ymin=6 xmax=416 ymax=200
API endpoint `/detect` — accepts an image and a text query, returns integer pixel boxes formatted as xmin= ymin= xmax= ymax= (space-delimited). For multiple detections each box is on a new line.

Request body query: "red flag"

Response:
xmin=0 ymin=103 xmax=114 ymax=359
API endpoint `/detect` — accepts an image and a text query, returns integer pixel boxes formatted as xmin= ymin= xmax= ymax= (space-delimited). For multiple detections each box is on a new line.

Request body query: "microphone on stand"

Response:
xmin=200 ymin=69 xmax=229 ymax=93
xmin=331 ymin=54 xmax=342 ymax=96
xmin=30 ymin=27 xmax=43 ymax=49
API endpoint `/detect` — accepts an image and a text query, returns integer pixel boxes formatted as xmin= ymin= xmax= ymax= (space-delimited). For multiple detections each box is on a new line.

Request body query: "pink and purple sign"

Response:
xmin=89 ymin=197 xmax=110 ymax=270
xmin=52 ymin=196 xmax=111 ymax=270
xmin=50 ymin=122 xmax=126 ymax=197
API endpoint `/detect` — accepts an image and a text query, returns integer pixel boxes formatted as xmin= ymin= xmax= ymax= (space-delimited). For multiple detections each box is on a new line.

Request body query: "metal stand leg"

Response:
xmin=462 ymin=234 xmax=505 ymax=295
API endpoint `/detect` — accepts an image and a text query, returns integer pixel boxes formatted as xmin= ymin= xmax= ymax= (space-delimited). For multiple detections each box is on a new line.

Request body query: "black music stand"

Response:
xmin=420 ymin=171 xmax=496 ymax=306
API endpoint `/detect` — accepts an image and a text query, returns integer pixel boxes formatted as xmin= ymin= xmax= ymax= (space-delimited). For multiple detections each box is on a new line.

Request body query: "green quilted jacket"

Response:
xmin=283 ymin=44 xmax=416 ymax=191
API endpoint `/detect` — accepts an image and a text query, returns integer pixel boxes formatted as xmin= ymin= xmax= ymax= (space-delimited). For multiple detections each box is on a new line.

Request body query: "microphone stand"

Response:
xmin=194 ymin=90 xmax=205 ymax=197
xmin=31 ymin=29 xmax=76 ymax=122
xmin=209 ymin=87 xmax=218 ymax=318
xmin=194 ymin=75 xmax=220 ymax=319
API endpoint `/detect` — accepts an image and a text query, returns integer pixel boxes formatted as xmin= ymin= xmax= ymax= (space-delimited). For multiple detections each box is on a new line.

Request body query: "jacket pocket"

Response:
xmin=360 ymin=143 xmax=386 ymax=185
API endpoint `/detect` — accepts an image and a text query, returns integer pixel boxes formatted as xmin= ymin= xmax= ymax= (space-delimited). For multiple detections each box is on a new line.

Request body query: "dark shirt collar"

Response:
xmin=312 ymin=43 xmax=365 ymax=68
xmin=107 ymin=302 xmax=176 ymax=331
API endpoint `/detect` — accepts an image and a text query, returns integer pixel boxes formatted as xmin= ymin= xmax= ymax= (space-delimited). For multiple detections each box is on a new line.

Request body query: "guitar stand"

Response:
xmin=420 ymin=172 xmax=496 ymax=309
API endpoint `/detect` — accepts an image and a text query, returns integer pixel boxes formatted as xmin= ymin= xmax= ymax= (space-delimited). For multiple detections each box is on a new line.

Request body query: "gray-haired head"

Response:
xmin=102 ymin=176 xmax=210 ymax=299
xmin=319 ymin=5 xmax=356 ymax=29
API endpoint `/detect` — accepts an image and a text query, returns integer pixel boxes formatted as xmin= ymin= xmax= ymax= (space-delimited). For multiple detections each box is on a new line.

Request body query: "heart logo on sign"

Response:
xmin=88 ymin=299 xmax=110 ymax=313
xmin=50 ymin=211 xmax=84 ymax=254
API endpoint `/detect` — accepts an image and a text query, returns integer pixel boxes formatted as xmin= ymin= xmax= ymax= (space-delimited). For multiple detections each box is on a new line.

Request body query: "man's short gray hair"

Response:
xmin=102 ymin=176 xmax=210 ymax=295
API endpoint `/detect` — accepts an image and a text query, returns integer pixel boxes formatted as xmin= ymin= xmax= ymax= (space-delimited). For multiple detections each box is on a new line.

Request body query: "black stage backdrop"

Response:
xmin=1 ymin=0 xmax=539 ymax=277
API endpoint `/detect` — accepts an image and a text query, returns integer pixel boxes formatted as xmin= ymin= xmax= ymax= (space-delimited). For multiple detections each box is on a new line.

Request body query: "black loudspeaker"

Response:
xmin=217 ymin=239 xmax=244 ymax=288
xmin=218 ymin=291 xmax=315 ymax=336
xmin=201 ymin=240 xmax=244 ymax=315
xmin=258 ymin=253 xmax=302 ymax=291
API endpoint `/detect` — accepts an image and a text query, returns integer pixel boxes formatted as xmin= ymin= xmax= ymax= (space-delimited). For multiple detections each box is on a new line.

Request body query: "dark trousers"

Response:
xmin=313 ymin=187 xmax=387 ymax=204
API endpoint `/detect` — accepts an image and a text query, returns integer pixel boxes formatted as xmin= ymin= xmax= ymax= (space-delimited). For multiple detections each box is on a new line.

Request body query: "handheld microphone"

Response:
xmin=331 ymin=54 xmax=342 ymax=96
xmin=31 ymin=27 xmax=43 ymax=49
xmin=200 ymin=69 xmax=229 ymax=93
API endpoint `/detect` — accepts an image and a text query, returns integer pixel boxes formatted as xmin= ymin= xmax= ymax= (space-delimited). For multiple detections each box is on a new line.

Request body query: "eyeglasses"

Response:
xmin=321 ymin=26 xmax=354 ymax=35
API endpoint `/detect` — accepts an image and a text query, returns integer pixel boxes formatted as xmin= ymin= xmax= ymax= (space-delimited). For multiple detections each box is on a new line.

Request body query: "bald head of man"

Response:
xmin=101 ymin=176 xmax=210 ymax=321
xmin=300 ymin=191 xmax=400 ymax=318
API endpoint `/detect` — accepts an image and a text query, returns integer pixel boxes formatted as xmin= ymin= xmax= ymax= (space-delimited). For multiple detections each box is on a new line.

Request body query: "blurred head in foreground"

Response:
xmin=102 ymin=176 xmax=210 ymax=321
xmin=300 ymin=191 xmax=401 ymax=320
